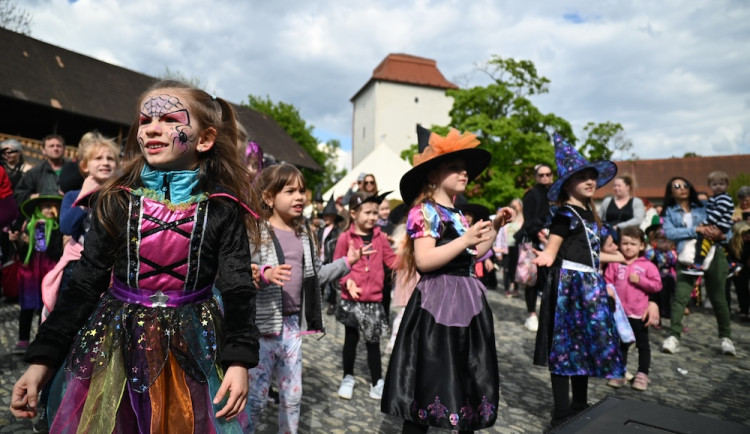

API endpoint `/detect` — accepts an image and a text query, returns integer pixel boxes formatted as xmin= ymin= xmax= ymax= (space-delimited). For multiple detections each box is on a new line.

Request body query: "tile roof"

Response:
xmin=351 ymin=53 xmax=457 ymax=101
xmin=0 ymin=27 xmax=319 ymax=170
xmin=593 ymin=154 xmax=750 ymax=201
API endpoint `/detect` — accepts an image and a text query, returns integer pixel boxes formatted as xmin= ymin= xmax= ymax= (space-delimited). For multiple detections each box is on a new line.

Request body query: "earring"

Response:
xmin=429 ymin=183 xmax=437 ymax=190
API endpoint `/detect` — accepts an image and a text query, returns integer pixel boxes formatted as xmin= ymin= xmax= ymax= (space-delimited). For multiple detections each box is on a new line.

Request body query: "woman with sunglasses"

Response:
xmin=1 ymin=139 xmax=33 ymax=189
xmin=660 ymin=177 xmax=735 ymax=356
xmin=361 ymin=174 xmax=378 ymax=194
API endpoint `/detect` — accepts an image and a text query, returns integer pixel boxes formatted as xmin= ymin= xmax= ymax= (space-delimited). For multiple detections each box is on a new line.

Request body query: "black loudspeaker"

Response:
xmin=551 ymin=396 xmax=749 ymax=434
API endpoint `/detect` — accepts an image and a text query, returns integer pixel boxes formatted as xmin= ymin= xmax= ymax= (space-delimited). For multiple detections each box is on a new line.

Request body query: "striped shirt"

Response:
xmin=705 ymin=192 xmax=734 ymax=233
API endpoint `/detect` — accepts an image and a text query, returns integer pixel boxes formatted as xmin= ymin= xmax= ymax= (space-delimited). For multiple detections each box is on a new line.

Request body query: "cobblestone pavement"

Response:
xmin=0 ymin=279 xmax=749 ymax=433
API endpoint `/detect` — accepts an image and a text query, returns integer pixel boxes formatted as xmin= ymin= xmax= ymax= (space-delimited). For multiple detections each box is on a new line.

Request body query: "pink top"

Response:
xmin=334 ymin=225 xmax=398 ymax=303
xmin=604 ymin=256 xmax=662 ymax=317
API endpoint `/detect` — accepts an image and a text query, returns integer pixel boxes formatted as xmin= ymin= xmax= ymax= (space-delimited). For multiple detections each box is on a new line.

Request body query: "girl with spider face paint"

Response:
xmin=11 ymin=81 xmax=263 ymax=433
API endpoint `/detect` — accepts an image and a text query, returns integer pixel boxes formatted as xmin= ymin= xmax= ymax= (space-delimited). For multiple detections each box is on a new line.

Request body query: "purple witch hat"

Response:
xmin=547 ymin=132 xmax=617 ymax=201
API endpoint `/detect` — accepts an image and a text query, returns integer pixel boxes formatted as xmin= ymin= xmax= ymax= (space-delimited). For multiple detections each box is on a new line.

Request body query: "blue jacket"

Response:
xmin=663 ymin=203 xmax=731 ymax=253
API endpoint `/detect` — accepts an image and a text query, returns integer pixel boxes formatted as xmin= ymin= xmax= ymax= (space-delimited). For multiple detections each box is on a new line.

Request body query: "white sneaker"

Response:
xmin=721 ymin=338 xmax=736 ymax=356
xmin=369 ymin=379 xmax=384 ymax=399
xmin=524 ymin=315 xmax=539 ymax=332
xmin=662 ymin=336 xmax=679 ymax=354
xmin=338 ymin=374 xmax=356 ymax=399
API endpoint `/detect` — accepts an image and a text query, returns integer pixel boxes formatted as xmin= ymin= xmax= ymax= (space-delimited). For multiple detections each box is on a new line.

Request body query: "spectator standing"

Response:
xmin=660 ymin=177 xmax=735 ymax=356
xmin=598 ymin=174 xmax=646 ymax=233
xmin=1 ymin=139 xmax=33 ymax=188
xmin=732 ymin=186 xmax=750 ymax=223
xmin=14 ymin=134 xmax=68 ymax=206
xmin=515 ymin=163 xmax=554 ymax=332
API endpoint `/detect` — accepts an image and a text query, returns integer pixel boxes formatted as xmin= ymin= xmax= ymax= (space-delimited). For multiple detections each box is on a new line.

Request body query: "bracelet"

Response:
xmin=259 ymin=265 xmax=272 ymax=284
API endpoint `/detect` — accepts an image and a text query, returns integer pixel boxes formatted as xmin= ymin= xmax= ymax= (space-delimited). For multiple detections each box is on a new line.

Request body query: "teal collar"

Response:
xmin=140 ymin=166 xmax=202 ymax=205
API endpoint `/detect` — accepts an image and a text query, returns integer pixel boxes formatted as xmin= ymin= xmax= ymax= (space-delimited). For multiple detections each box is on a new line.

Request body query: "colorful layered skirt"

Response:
xmin=47 ymin=291 xmax=251 ymax=433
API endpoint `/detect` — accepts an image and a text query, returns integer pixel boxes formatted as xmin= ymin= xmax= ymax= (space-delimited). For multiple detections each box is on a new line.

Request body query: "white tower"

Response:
xmin=350 ymin=53 xmax=457 ymax=167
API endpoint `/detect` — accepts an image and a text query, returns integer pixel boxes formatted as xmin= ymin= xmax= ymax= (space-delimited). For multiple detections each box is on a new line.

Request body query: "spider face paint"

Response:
xmin=137 ymin=92 xmax=201 ymax=170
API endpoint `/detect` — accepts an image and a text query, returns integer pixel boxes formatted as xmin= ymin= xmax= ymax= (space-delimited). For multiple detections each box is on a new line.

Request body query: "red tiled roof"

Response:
xmin=351 ymin=53 xmax=457 ymax=101
xmin=593 ymin=154 xmax=750 ymax=202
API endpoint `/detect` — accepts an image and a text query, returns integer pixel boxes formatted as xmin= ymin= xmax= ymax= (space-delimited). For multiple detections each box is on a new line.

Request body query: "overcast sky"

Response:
xmin=23 ymin=0 xmax=750 ymax=168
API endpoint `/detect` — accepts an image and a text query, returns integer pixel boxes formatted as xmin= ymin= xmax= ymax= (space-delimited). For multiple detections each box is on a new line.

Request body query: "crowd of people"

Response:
xmin=0 ymin=80 xmax=748 ymax=433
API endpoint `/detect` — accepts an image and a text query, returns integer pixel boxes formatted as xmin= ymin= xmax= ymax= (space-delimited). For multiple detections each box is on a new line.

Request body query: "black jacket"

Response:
xmin=516 ymin=183 xmax=551 ymax=248
xmin=14 ymin=159 xmax=67 ymax=206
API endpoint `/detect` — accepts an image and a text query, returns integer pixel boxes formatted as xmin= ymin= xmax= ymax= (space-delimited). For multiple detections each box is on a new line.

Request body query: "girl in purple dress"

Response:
xmin=11 ymin=196 xmax=63 ymax=355
xmin=11 ymin=80 xmax=262 ymax=433
xmin=382 ymin=126 xmax=513 ymax=433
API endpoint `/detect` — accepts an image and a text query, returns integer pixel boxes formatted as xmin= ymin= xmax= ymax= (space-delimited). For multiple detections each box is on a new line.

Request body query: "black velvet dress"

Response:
xmin=381 ymin=202 xmax=499 ymax=431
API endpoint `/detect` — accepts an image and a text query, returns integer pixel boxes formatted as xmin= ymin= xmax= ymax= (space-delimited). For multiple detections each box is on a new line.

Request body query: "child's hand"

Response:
xmin=346 ymin=279 xmax=362 ymax=300
xmin=641 ymin=301 xmax=660 ymax=327
xmin=484 ymin=258 xmax=494 ymax=270
xmin=250 ymin=264 xmax=260 ymax=288
xmin=463 ymin=220 xmax=493 ymax=248
xmin=267 ymin=265 xmax=292 ymax=286
xmin=8 ymin=230 xmax=18 ymax=242
xmin=493 ymin=207 xmax=515 ymax=229
xmin=213 ymin=364 xmax=248 ymax=420
xmin=531 ymin=249 xmax=552 ymax=267
xmin=79 ymin=175 xmax=101 ymax=199
xmin=10 ymin=364 xmax=53 ymax=419
xmin=629 ymin=273 xmax=640 ymax=284
xmin=606 ymin=283 xmax=616 ymax=298
xmin=346 ymin=240 xmax=374 ymax=266
xmin=609 ymin=251 xmax=626 ymax=263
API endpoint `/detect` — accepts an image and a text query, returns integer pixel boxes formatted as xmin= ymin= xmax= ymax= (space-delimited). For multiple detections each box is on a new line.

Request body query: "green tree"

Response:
xmin=579 ymin=121 xmax=634 ymax=161
xmin=441 ymin=55 xmax=627 ymax=208
xmin=729 ymin=172 xmax=750 ymax=201
xmin=245 ymin=95 xmax=342 ymax=192
xmin=444 ymin=55 xmax=573 ymax=208
xmin=320 ymin=138 xmax=348 ymax=188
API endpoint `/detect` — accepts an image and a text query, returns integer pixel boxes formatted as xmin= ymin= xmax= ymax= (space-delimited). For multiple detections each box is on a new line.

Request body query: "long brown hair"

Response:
xmin=396 ymin=178 xmax=440 ymax=281
xmin=96 ymin=80 xmax=260 ymax=246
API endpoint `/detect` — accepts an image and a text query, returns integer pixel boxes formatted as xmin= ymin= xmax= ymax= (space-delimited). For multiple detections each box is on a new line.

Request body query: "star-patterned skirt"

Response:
xmin=46 ymin=292 xmax=251 ymax=433
xmin=534 ymin=267 xmax=624 ymax=378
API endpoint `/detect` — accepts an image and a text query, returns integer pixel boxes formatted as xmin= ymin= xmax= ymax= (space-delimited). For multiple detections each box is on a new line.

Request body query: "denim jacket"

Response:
xmin=663 ymin=203 xmax=731 ymax=253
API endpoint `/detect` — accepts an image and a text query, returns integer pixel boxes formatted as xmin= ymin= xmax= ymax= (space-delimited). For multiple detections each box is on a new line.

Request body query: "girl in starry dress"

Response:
xmin=11 ymin=80 xmax=261 ymax=433
xmin=532 ymin=133 xmax=625 ymax=428
xmin=382 ymin=126 xmax=514 ymax=433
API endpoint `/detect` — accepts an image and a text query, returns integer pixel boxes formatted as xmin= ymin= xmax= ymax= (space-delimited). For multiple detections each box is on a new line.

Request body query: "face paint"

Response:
xmin=137 ymin=92 xmax=201 ymax=170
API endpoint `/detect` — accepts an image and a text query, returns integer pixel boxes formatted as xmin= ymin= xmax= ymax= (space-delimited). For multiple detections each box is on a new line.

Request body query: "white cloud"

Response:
xmin=22 ymin=0 xmax=750 ymax=159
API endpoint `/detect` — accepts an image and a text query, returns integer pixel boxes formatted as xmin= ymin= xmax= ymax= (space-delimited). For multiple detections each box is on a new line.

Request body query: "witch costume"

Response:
xmin=24 ymin=167 xmax=259 ymax=433
xmin=381 ymin=126 xmax=499 ymax=431
xmin=533 ymin=133 xmax=624 ymax=378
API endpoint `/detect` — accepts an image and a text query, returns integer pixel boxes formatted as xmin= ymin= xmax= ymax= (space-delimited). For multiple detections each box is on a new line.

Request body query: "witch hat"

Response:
xmin=321 ymin=194 xmax=343 ymax=223
xmin=547 ymin=133 xmax=617 ymax=201
xmin=399 ymin=125 xmax=491 ymax=206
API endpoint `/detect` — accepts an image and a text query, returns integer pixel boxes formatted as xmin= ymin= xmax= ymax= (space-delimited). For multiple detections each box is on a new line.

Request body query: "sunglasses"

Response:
xmin=363 ymin=180 xmax=375 ymax=185
xmin=536 ymin=172 xmax=553 ymax=178
xmin=672 ymin=182 xmax=690 ymax=189
xmin=2 ymin=149 xmax=19 ymax=154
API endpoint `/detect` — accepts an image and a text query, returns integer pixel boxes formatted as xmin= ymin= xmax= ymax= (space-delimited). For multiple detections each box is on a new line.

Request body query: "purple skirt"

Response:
xmin=17 ymin=252 xmax=55 ymax=310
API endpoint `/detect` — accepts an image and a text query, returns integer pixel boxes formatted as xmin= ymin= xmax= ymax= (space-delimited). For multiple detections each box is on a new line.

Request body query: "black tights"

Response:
xmin=402 ymin=419 xmax=473 ymax=434
xmin=18 ymin=308 xmax=36 ymax=341
xmin=551 ymin=374 xmax=588 ymax=421
xmin=343 ymin=325 xmax=381 ymax=385
xmin=621 ymin=318 xmax=650 ymax=374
